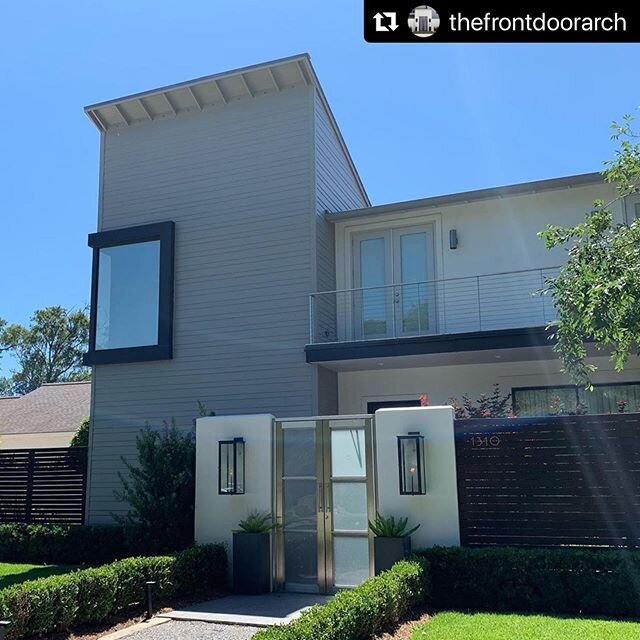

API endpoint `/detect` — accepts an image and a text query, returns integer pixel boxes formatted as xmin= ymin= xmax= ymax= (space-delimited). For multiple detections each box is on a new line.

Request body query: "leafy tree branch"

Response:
xmin=539 ymin=114 xmax=640 ymax=387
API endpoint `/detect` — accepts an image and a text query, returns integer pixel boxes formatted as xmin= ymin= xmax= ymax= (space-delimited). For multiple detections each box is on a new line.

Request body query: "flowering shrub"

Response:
xmin=448 ymin=384 xmax=513 ymax=419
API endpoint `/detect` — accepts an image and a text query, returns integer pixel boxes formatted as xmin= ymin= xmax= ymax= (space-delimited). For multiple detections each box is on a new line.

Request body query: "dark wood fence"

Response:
xmin=0 ymin=447 xmax=87 ymax=525
xmin=455 ymin=413 xmax=640 ymax=548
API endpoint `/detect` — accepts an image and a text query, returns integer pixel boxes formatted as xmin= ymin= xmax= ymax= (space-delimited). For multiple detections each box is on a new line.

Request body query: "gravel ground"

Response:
xmin=126 ymin=621 xmax=260 ymax=640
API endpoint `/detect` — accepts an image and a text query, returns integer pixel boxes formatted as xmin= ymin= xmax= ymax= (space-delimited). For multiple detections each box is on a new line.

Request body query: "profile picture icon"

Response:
xmin=408 ymin=5 xmax=440 ymax=38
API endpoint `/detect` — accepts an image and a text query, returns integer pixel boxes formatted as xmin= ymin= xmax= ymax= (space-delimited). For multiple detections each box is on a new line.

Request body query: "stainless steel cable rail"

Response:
xmin=309 ymin=266 xmax=560 ymax=345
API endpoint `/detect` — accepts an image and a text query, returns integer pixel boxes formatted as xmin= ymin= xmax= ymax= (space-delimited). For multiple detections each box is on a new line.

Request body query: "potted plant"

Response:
xmin=233 ymin=510 xmax=276 ymax=594
xmin=369 ymin=513 xmax=420 ymax=575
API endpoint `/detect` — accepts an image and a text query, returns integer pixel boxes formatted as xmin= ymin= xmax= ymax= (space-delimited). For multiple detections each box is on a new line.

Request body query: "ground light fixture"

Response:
xmin=145 ymin=581 xmax=156 ymax=620
xmin=0 ymin=621 xmax=10 ymax=640
xmin=219 ymin=437 xmax=245 ymax=495
xmin=397 ymin=432 xmax=427 ymax=495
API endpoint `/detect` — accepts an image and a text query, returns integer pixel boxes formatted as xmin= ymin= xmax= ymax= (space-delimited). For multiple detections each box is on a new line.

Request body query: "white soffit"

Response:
xmin=85 ymin=54 xmax=314 ymax=132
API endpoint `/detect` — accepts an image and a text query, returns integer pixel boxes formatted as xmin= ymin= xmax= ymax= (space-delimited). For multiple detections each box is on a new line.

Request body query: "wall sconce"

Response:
xmin=219 ymin=437 xmax=245 ymax=495
xmin=449 ymin=229 xmax=458 ymax=250
xmin=397 ymin=432 xmax=427 ymax=495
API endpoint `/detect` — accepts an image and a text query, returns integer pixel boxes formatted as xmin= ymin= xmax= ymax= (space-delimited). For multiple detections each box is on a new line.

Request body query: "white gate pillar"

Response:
xmin=194 ymin=414 xmax=275 ymax=557
xmin=374 ymin=406 xmax=460 ymax=548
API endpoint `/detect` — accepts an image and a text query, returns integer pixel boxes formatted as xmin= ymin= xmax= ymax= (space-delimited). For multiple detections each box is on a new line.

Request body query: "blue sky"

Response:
xmin=0 ymin=1 xmax=638 ymax=375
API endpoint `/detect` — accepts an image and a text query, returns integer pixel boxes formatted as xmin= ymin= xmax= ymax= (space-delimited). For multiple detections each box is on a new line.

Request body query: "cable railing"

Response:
xmin=309 ymin=266 xmax=560 ymax=345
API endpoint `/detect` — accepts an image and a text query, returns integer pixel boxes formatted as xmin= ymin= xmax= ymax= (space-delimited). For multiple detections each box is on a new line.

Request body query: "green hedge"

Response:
xmin=253 ymin=559 xmax=429 ymax=640
xmin=0 ymin=524 xmax=136 ymax=565
xmin=0 ymin=544 xmax=226 ymax=639
xmin=418 ymin=546 xmax=640 ymax=619
xmin=0 ymin=523 xmax=181 ymax=565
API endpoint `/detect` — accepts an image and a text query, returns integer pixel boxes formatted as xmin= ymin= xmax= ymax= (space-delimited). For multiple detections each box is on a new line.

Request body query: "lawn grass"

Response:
xmin=411 ymin=612 xmax=640 ymax=640
xmin=0 ymin=562 xmax=77 ymax=589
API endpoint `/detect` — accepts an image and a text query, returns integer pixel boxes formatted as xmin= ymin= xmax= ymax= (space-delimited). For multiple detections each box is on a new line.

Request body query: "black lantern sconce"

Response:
xmin=218 ymin=437 xmax=245 ymax=495
xmin=397 ymin=432 xmax=427 ymax=495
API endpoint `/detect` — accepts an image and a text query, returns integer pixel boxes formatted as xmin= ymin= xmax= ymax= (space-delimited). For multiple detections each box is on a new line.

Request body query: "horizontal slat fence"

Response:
xmin=455 ymin=414 xmax=640 ymax=548
xmin=0 ymin=447 xmax=87 ymax=525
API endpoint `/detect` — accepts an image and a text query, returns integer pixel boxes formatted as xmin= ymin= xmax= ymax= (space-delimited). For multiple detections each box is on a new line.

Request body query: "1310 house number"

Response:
xmin=470 ymin=435 xmax=501 ymax=448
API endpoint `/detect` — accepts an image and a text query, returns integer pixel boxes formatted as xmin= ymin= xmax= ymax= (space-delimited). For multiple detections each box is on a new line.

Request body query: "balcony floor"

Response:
xmin=305 ymin=326 xmax=558 ymax=371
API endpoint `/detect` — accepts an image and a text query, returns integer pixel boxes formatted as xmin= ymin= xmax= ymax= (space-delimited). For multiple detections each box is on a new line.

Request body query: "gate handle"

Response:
xmin=318 ymin=482 xmax=324 ymax=512
xmin=325 ymin=483 xmax=332 ymax=514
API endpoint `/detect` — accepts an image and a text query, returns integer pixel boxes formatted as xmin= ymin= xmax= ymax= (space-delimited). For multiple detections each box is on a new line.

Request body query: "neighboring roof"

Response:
xmin=0 ymin=396 xmax=20 ymax=424
xmin=84 ymin=53 xmax=370 ymax=206
xmin=325 ymin=172 xmax=604 ymax=222
xmin=0 ymin=381 xmax=91 ymax=436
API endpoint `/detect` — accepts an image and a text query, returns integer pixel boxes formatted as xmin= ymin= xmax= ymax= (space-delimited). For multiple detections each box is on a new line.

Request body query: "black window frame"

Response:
xmin=83 ymin=221 xmax=175 ymax=366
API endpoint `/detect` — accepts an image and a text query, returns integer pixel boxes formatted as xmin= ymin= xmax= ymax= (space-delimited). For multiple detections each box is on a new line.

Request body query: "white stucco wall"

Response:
xmin=195 ymin=414 xmax=274 ymax=572
xmin=334 ymin=182 xmax=623 ymax=293
xmin=339 ymin=355 xmax=640 ymax=414
xmin=375 ymin=407 xmax=460 ymax=548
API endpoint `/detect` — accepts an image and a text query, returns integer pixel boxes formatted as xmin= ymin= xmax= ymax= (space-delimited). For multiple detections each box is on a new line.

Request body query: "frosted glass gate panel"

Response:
xmin=280 ymin=422 xmax=319 ymax=592
xmin=329 ymin=422 xmax=370 ymax=587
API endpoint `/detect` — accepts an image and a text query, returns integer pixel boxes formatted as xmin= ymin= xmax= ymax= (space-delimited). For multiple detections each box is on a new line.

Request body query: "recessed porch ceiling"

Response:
xmin=319 ymin=342 xmax=607 ymax=372
xmin=318 ymin=345 xmax=559 ymax=372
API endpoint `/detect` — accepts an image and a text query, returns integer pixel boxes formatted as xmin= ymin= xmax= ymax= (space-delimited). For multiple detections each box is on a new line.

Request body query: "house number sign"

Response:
xmin=470 ymin=435 xmax=501 ymax=448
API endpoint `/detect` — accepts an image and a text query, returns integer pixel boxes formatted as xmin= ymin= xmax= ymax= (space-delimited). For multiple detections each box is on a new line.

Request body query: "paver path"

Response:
xmin=125 ymin=620 xmax=259 ymax=640
xmin=115 ymin=592 xmax=332 ymax=639
xmin=159 ymin=592 xmax=331 ymax=626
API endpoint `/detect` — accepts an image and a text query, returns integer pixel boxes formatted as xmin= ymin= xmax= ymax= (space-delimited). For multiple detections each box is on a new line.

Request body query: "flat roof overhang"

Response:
xmin=305 ymin=326 xmax=554 ymax=367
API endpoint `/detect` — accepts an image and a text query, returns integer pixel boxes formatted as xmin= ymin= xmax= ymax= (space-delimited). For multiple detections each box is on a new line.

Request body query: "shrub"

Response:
xmin=418 ymin=546 xmax=640 ymax=619
xmin=0 ymin=523 xmax=135 ymax=565
xmin=236 ymin=511 xmax=277 ymax=533
xmin=252 ymin=559 xmax=429 ymax=640
xmin=368 ymin=513 xmax=420 ymax=538
xmin=114 ymin=422 xmax=196 ymax=553
xmin=70 ymin=416 xmax=90 ymax=447
xmin=0 ymin=544 xmax=226 ymax=640
xmin=73 ymin=566 xmax=118 ymax=624
xmin=448 ymin=384 xmax=513 ymax=418
xmin=173 ymin=543 xmax=227 ymax=595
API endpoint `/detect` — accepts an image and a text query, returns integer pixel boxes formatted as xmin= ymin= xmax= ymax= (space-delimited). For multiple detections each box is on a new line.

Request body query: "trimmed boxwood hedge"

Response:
xmin=252 ymin=559 xmax=430 ymax=640
xmin=0 ymin=544 xmax=226 ymax=640
xmin=0 ymin=524 xmax=138 ymax=565
xmin=418 ymin=546 xmax=640 ymax=619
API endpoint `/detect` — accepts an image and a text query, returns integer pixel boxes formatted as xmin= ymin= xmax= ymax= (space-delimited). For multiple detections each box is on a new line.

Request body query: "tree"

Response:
xmin=539 ymin=115 xmax=640 ymax=387
xmin=70 ymin=416 xmax=90 ymax=447
xmin=0 ymin=306 xmax=90 ymax=395
xmin=114 ymin=421 xmax=196 ymax=553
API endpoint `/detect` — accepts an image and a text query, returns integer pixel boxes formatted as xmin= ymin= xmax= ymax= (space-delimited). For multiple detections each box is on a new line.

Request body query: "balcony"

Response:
xmin=308 ymin=266 xmax=559 ymax=346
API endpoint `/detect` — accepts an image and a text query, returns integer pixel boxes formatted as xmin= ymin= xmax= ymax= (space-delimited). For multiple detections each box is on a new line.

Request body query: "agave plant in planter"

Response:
xmin=369 ymin=513 xmax=420 ymax=575
xmin=233 ymin=510 xmax=277 ymax=594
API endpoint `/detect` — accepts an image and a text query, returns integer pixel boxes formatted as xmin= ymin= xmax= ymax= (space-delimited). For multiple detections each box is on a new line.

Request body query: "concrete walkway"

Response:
xmin=158 ymin=592 xmax=332 ymax=627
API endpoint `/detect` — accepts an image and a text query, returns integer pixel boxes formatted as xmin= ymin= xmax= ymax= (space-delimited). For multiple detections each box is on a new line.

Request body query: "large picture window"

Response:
xmin=513 ymin=383 xmax=640 ymax=416
xmin=83 ymin=221 xmax=175 ymax=365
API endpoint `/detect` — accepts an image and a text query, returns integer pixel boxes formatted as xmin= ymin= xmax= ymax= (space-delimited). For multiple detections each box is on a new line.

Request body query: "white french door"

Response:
xmin=352 ymin=225 xmax=436 ymax=339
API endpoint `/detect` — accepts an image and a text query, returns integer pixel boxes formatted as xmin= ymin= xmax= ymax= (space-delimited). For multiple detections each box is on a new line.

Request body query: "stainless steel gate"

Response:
xmin=274 ymin=416 xmax=375 ymax=593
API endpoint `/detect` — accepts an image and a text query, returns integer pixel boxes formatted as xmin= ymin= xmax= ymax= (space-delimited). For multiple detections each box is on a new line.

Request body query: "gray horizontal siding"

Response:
xmin=88 ymin=87 xmax=317 ymax=523
xmin=313 ymin=90 xmax=365 ymax=414
xmin=314 ymin=92 xmax=367 ymax=214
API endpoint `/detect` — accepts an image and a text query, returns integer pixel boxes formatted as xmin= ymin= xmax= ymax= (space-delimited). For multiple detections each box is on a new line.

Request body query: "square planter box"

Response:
xmin=233 ymin=532 xmax=271 ymax=594
xmin=374 ymin=536 xmax=412 ymax=575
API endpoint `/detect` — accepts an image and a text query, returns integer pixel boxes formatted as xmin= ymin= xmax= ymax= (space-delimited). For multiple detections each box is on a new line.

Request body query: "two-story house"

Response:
xmin=81 ymin=53 xmax=640 ymax=526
